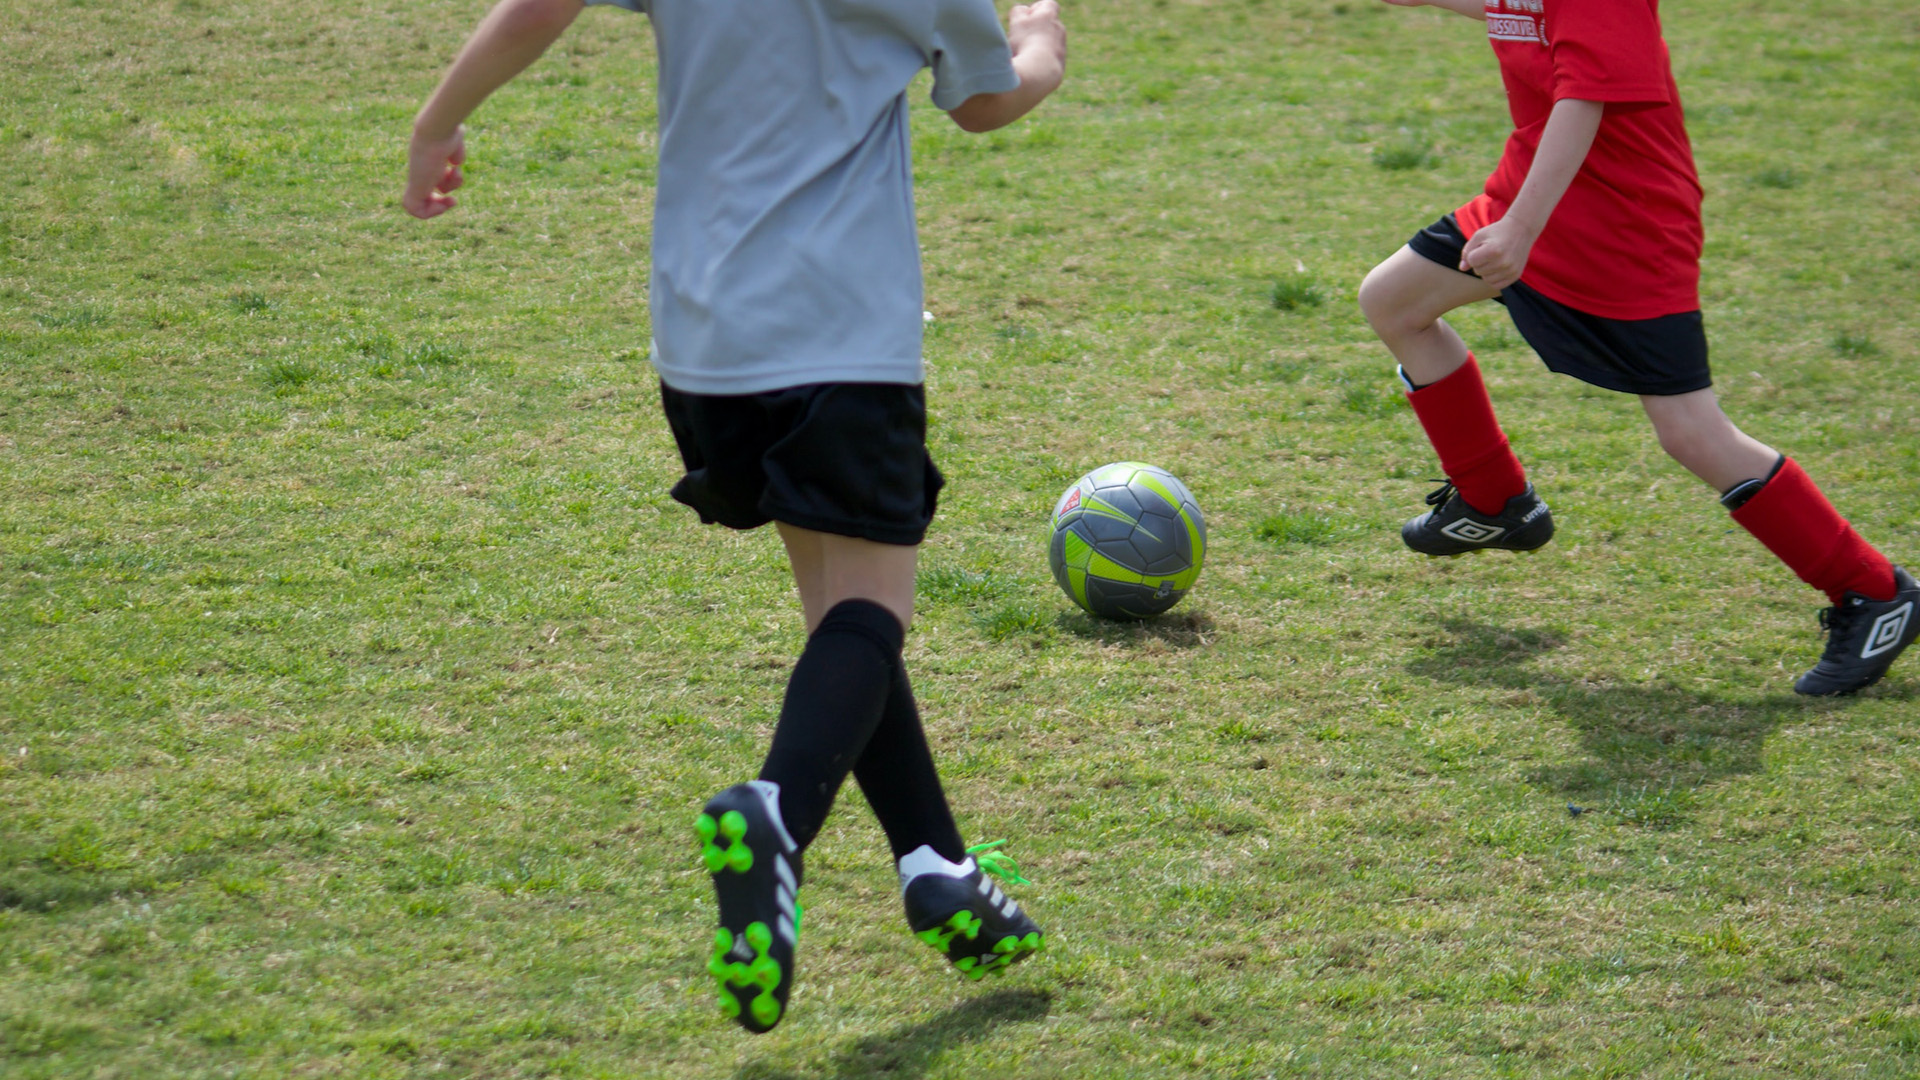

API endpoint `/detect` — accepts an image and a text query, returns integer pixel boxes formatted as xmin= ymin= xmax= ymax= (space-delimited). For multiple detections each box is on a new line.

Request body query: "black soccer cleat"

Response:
xmin=695 ymin=781 xmax=802 ymax=1033
xmin=1401 ymin=480 xmax=1555 ymax=557
xmin=901 ymin=842 xmax=1044 ymax=982
xmin=1794 ymin=565 xmax=1919 ymax=697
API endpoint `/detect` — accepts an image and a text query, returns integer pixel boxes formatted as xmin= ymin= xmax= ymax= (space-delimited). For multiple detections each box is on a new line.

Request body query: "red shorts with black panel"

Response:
xmin=1468 ymin=0 xmax=1704 ymax=322
xmin=1418 ymin=0 xmax=1712 ymax=395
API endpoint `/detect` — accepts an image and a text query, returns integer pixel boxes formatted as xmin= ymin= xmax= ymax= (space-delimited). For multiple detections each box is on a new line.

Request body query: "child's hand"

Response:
xmin=1459 ymin=216 xmax=1535 ymax=291
xmin=948 ymin=0 xmax=1065 ymax=132
xmin=1008 ymin=0 xmax=1066 ymax=70
xmin=403 ymin=126 xmax=467 ymax=220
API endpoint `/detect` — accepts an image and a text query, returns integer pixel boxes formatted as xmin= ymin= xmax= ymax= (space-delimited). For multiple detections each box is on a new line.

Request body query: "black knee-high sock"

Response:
xmin=853 ymin=664 xmax=967 ymax=863
xmin=756 ymin=599 xmax=903 ymax=852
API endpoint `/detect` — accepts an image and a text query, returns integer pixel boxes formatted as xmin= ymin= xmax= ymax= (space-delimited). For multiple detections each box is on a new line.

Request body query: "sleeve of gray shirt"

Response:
xmin=926 ymin=0 xmax=1019 ymax=111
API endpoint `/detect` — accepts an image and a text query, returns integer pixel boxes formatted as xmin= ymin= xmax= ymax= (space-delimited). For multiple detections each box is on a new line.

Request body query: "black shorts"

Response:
xmin=659 ymin=381 xmax=944 ymax=546
xmin=1408 ymin=214 xmax=1712 ymax=396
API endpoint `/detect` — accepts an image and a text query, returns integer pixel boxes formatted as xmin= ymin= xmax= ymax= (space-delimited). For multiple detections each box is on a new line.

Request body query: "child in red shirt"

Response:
xmin=1361 ymin=0 xmax=1915 ymax=695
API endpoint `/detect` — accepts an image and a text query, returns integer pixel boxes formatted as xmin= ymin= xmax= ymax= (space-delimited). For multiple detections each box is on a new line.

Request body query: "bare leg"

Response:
xmin=773 ymin=521 xmax=962 ymax=860
xmin=1638 ymin=388 xmax=1781 ymax=493
xmin=776 ymin=523 xmax=918 ymax=634
xmin=1358 ymin=245 xmax=1503 ymax=386
xmin=749 ymin=524 xmax=918 ymax=850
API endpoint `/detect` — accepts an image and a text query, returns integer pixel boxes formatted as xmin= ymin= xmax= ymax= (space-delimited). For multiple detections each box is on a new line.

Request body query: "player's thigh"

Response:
xmin=776 ymin=523 xmax=825 ymax=625
xmin=1638 ymin=386 xmax=1725 ymax=432
xmin=1638 ymin=388 xmax=1777 ymax=486
xmin=777 ymin=523 xmax=918 ymax=634
xmin=1358 ymin=245 xmax=1502 ymax=335
xmin=1639 ymin=387 xmax=1750 ymax=454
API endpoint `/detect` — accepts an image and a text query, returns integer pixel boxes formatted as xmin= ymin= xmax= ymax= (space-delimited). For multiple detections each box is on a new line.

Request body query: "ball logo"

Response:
xmin=1058 ymin=488 xmax=1082 ymax=519
xmin=1862 ymin=602 xmax=1912 ymax=659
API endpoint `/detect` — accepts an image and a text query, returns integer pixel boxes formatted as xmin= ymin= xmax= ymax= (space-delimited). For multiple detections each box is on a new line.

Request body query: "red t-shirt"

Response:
xmin=1455 ymin=0 xmax=1704 ymax=320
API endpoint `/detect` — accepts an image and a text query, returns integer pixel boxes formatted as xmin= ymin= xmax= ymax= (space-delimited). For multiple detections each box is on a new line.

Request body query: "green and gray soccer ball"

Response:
xmin=1048 ymin=462 xmax=1206 ymax=620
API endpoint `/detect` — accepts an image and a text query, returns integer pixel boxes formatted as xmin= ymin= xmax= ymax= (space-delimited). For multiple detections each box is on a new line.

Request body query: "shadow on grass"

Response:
xmin=0 ymin=844 xmax=157 ymax=913
xmin=736 ymin=988 xmax=1051 ymax=1080
xmin=1055 ymin=608 xmax=1215 ymax=648
xmin=0 ymin=829 xmax=147 ymax=914
xmin=1406 ymin=617 xmax=1827 ymax=799
xmin=0 ymin=871 xmax=136 ymax=913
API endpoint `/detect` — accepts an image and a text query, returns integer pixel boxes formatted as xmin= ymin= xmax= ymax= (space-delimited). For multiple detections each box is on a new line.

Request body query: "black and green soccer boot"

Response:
xmin=1401 ymin=480 xmax=1555 ymax=557
xmin=695 ymin=781 xmax=802 ymax=1033
xmin=900 ymin=841 xmax=1044 ymax=982
xmin=1794 ymin=565 xmax=1919 ymax=697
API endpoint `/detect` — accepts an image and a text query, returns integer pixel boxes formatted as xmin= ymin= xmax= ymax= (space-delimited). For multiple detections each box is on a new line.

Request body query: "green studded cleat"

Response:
xmin=695 ymin=781 xmax=801 ymax=1033
xmin=899 ymin=841 xmax=1044 ymax=981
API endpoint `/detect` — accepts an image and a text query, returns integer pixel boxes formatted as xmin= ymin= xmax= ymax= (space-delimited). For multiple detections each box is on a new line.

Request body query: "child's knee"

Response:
xmin=1650 ymin=416 xmax=1726 ymax=470
xmin=1645 ymin=398 xmax=1727 ymax=466
xmin=1653 ymin=425 xmax=1700 ymax=465
xmin=1357 ymin=265 xmax=1407 ymax=334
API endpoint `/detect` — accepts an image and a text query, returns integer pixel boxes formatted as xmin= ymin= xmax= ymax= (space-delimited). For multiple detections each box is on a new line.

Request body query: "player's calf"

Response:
xmin=1720 ymin=456 xmax=1909 ymax=696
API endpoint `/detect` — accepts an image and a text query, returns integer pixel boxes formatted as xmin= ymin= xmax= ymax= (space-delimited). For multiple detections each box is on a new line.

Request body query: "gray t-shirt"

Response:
xmin=585 ymin=0 xmax=1019 ymax=394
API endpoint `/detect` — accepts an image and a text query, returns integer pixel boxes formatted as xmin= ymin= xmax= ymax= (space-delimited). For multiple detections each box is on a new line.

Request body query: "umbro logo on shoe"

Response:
xmin=1796 ymin=567 xmax=1920 ymax=696
xmin=1402 ymin=482 xmax=1553 ymax=557
xmin=1863 ymin=601 xmax=1914 ymax=659
xmin=1440 ymin=519 xmax=1506 ymax=544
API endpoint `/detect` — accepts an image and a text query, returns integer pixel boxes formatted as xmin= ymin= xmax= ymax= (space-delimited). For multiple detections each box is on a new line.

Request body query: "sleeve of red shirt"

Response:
xmin=1546 ymin=0 xmax=1674 ymax=109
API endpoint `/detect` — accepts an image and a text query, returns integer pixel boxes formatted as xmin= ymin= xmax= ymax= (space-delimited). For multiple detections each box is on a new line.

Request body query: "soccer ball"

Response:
xmin=1048 ymin=462 xmax=1206 ymax=620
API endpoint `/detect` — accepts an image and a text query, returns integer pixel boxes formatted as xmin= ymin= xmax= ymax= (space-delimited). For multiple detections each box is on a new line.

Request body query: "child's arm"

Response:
xmin=947 ymin=1 xmax=1067 ymax=133
xmin=1378 ymin=0 xmax=1486 ymax=21
xmin=1458 ymin=97 xmax=1604 ymax=289
xmin=402 ymin=0 xmax=587 ymax=219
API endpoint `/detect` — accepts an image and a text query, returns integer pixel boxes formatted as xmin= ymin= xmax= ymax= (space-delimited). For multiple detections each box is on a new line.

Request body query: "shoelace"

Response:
xmin=1423 ymin=479 xmax=1457 ymax=508
xmin=966 ymin=840 xmax=1033 ymax=887
xmin=1817 ymin=597 xmax=1868 ymax=638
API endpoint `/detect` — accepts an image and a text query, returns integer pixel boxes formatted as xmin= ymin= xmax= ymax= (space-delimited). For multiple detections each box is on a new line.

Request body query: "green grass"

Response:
xmin=1269 ymin=274 xmax=1327 ymax=311
xmin=1255 ymin=508 xmax=1352 ymax=546
xmin=1833 ymin=330 xmax=1880 ymax=358
xmin=1371 ymin=133 xmax=1437 ymax=171
xmin=3 ymin=0 xmax=1919 ymax=1077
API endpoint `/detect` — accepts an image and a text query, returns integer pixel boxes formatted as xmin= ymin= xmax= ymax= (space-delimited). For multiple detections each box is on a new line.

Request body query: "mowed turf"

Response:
xmin=3 ymin=0 xmax=1918 ymax=1076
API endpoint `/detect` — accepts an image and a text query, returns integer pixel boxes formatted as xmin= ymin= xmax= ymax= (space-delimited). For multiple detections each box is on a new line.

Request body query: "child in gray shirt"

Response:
xmin=403 ymin=0 xmax=1066 ymax=1034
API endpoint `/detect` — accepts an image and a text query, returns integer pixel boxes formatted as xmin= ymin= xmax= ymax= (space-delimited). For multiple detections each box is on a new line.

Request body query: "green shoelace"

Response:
xmin=966 ymin=839 xmax=1033 ymax=886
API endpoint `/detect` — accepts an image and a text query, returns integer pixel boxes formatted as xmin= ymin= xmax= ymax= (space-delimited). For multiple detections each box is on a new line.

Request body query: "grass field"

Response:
xmin=4 ymin=0 xmax=1920 ymax=1076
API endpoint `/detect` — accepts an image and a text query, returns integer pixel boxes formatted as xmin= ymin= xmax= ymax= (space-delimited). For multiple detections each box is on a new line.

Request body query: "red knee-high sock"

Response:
xmin=1730 ymin=457 xmax=1896 ymax=604
xmin=1404 ymin=354 xmax=1528 ymax=515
